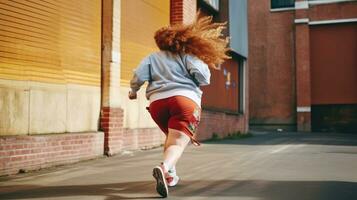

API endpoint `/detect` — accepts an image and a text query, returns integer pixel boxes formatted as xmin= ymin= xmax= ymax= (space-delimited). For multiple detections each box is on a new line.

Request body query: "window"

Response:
xmin=200 ymin=0 xmax=219 ymax=12
xmin=271 ymin=0 xmax=295 ymax=9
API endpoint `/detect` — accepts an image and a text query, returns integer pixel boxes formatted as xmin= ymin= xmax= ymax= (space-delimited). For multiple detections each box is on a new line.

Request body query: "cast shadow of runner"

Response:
xmin=0 ymin=181 xmax=158 ymax=200
xmin=1 ymin=180 xmax=357 ymax=200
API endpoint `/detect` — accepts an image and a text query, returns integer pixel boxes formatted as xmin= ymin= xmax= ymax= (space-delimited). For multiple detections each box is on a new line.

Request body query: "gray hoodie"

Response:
xmin=130 ymin=51 xmax=211 ymax=106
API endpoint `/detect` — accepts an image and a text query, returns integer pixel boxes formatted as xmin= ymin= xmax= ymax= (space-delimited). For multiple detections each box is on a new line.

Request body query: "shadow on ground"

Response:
xmin=1 ymin=180 xmax=357 ymax=200
xmin=204 ymin=132 xmax=357 ymax=146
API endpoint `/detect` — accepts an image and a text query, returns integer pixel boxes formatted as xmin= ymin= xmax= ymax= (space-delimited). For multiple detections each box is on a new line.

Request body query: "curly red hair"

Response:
xmin=154 ymin=12 xmax=230 ymax=69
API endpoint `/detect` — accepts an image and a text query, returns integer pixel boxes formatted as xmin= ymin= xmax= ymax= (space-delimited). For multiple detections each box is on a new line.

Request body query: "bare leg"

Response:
xmin=163 ymin=135 xmax=176 ymax=174
xmin=162 ymin=128 xmax=190 ymax=171
xmin=164 ymin=136 xmax=169 ymax=152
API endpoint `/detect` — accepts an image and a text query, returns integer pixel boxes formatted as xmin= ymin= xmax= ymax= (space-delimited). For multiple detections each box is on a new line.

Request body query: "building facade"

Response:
xmin=248 ymin=0 xmax=357 ymax=132
xmin=196 ymin=0 xmax=249 ymax=140
xmin=0 ymin=0 xmax=104 ymax=176
xmin=0 ymin=0 xmax=249 ymax=176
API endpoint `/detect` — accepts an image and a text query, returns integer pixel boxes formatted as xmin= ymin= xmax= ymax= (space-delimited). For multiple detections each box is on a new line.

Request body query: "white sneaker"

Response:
xmin=166 ymin=169 xmax=180 ymax=187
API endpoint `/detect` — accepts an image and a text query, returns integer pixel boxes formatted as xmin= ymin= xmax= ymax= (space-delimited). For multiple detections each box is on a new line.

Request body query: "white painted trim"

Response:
xmin=297 ymin=107 xmax=311 ymax=112
xmin=295 ymin=18 xmax=310 ymax=24
xmin=111 ymin=51 xmax=120 ymax=63
xmin=270 ymin=0 xmax=356 ymax=13
xmin=309 ymin=18 xmax=357 ymax=25
xmin=295 ymin=1 xmax=309 ymax=9
xmin=270 ymin=7 xmax=295 ymax=12
xmin=309 ymin=0 xmax=357 ymax=6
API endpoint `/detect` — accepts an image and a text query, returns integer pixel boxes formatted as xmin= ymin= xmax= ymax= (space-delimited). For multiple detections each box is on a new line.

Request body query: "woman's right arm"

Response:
xmin=129 ymin=55 xmax=151 ymax=99
xmin=130 ymin=55 xmax=151 ymax=93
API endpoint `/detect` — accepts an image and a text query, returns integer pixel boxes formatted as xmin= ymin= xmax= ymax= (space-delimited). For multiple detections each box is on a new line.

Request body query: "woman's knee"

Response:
xmin=166 ymin=128 xmax=190 ymax=147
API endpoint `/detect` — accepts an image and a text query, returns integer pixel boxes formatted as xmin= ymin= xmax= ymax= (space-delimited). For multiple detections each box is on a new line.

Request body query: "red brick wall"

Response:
xmin=0 ymin=132 xmax=104 ymax=176
xmin=295 ymin=22 xmax=311 ymax=131
xmin=100 ymin=107 xmax=164 ymax=154
xmin=295 ymin=1 xmax=357 ymax=132
xmin=197 ymin=110 xmax=249 ymax=141
xmin=309 ymin=2 xmax=357 ymax=21
xmin=100 ymin=107 xmax=124 ymax=155
xmin=248 ymin=0 xmax=357 ymax=131
xmin=248 ymin=0 xmax=296 ymax=128
xmin=121 ymin=128 xmax=165 ymax=150
xmin=171 ymin=0 xmax=184 ymax=24
xmin=170 ymin=0 xmax=196 ymax=24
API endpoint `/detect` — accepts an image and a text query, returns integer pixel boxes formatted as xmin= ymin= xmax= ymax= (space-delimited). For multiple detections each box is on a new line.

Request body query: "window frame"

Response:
xmin=271 ymin=0 xmax=295 ymax=9
xmin=238 ymin=59 xmax=246 ymax=114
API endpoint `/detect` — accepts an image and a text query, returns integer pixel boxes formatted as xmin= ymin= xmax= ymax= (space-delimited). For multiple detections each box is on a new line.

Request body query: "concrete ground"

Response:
xmin=1 ymin=132 xmax=357 ymax=200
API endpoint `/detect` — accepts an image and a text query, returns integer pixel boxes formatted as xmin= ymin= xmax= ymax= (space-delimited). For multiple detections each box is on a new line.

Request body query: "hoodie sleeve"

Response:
xmin=185 ymin=54 xmax=211 ymax=86
xmin=130 ymin=55 xmax=151 ymax=93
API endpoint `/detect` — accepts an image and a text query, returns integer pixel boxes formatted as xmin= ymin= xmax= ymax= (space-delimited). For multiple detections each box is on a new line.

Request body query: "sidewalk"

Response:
xmin=1 ymin=132 xmax=357 ymax=200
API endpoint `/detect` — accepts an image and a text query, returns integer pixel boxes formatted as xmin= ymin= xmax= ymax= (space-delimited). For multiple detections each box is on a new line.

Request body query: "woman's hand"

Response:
xmin=128 ymin=91 xmax=137 ymax=100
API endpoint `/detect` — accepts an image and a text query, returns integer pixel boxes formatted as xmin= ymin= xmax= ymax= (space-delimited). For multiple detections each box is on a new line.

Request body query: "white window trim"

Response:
xmin=309 ymin=18 xmax=357 ymax=25
xmin=295 ymin=1 xmax=309 ymax=9
xmin=309 ymin=0 xmax=357 ymax=6
xmin=295 ymin=18 xmax=310 ymax=24
xmin=270 ymin=7 xmax=295 ymax=12
xmin=297 ymin=106 xmax=311 ymax=112
xmin=271 ymin=0 xmax=356 ymax=13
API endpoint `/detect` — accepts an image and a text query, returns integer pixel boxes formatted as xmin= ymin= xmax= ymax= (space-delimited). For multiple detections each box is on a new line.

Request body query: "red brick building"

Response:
xmin=195 ymin=0 xmax=249 ymax=140
xmin=248 ymin=0 xmax=357 ymax=132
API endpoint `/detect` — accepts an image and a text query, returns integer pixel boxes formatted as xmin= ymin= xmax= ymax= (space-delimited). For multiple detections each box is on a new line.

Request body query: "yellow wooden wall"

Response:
xmin=0 ymin=0 xmax=101 ymax=86
xmin=121 ymin=0 xmax=169 ymax=86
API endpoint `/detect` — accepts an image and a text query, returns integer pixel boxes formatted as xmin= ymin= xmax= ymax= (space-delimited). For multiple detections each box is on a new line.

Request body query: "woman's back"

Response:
xmin=130 ymin=50 xmax=211 ymax=106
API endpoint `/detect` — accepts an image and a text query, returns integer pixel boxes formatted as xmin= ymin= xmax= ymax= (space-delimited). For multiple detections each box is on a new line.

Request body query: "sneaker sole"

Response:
xmin=153 ymin=167 xmax=168 ymax=198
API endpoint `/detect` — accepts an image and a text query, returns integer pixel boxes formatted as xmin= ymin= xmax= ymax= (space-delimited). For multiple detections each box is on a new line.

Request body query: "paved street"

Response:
xmin=1 ymin=132 xmax=357 ymax=200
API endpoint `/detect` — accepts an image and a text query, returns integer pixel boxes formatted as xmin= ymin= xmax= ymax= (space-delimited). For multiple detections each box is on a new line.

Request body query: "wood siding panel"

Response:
xmin=0 ymin=0 xmax=101 ymax=86
xmin=121 ymin=0 xmax=169 ymax=85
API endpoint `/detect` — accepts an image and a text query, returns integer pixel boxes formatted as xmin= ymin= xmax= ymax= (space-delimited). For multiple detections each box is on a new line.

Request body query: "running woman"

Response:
xmin=128 ymin=13 xmax=229 ymax=198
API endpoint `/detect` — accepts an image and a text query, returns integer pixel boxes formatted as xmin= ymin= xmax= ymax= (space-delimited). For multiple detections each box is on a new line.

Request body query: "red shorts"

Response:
xmin=148 ymin=96 xmax=201 ymax=145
